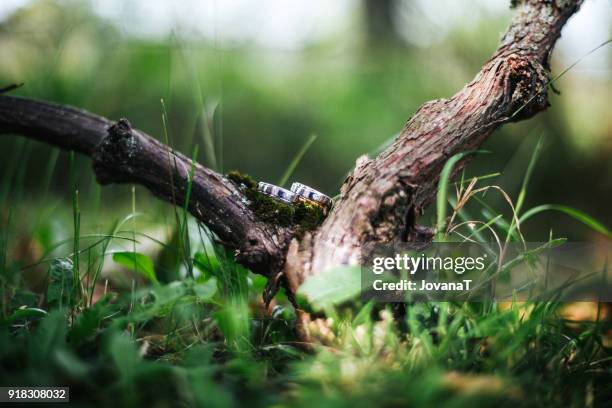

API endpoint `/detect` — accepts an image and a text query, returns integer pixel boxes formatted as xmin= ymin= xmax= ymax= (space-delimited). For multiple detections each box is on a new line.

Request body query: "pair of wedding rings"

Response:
xmin=257 ymin=181 xmax=333 ymax=211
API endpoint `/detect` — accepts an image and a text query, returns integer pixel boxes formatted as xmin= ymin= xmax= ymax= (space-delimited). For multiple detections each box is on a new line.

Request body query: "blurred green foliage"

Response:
xmin=0 ymin=0 xmax=609 ymax=240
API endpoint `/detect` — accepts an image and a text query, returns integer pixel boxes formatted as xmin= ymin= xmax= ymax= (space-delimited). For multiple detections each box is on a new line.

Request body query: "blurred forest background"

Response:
xmin=0 ymin=0 xmax=610 ymax=245
xmin=1 ymin=2 xmax=611 ymax=406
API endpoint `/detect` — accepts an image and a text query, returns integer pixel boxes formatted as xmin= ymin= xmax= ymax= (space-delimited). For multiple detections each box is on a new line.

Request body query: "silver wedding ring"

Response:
xmin=291 ymin=182 xmax=333 ymax=209
xmin=257 ymin=182 xmax=296 ymax=204
xmin=257 ymin=181 xmax=333 ymax=210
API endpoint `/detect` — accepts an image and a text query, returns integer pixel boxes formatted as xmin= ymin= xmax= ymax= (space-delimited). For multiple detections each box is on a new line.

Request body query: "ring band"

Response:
xmin=257 ymin=182 xmax=296 ymax=204
xmin=290 ymin=182 xmax=333 ymax=209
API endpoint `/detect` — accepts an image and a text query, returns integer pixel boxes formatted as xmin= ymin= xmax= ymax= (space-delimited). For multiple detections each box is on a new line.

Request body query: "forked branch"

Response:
xmin=285 ymin=0 xmax=584 ymax=290
xmin=0 ymin=0 xmax=584 ymax=297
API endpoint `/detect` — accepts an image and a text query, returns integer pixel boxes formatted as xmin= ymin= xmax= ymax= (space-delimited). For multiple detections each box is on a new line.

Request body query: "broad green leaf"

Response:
xmin=1 ymin=307 xmax=47 ymax=325
xmin=113 ymin=251 xmax=158 ymax=284
xmin=13 ymin=307 xmax=48 ymax=319
xmin=298 ymin=266 xmax=361 ymax=311
xmin=46 ymin=258 xmax=74 ymax=308
xmin=193 ymin=277 xmax=218 ymax=301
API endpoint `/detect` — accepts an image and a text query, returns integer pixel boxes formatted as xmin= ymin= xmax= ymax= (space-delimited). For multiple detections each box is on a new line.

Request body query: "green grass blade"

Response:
xmin=47 ymin=258 xmax=74 ymax=309
xmin=200 ymin=101 xmax=219 ymax=171
xmin=520 ymin=204 xmax=611 ymax=237
xmin=0 ymin=139 xmax=25 ymax=205
xmin=70 ymin=152 xmax=81 ymax=305
xmin=504 ymin=135 xmax=544 ymax=246
xmin=180 ymin=145 xmax=199 ymax=278
xmin=453 ymin=172 xmax=500 ymax=188
xmin=42 ymin=149 xmax=60 ymax=199
xmin=278 ymin=133 xmax=317 ymax=187
xmin=515 ymin=134 xmax=544 ymax=215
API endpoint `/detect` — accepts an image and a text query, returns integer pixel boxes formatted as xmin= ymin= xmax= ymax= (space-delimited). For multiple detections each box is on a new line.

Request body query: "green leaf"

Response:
xmin=54 ymin=349 xmax=89 ymax=378
xmin=520 ymin=204 xmax=611 ymax=237
xmin=297 ymin=266 xmax=361 ymax=311
xmin=1 ymin=307 xmax=47 ymax=325
xmin=193 ymin=250 xmax=221 ymax=279
xmin=107 ymin=331 xmax=141 ymax=382
xmin=113 ymin=251 xmax=158 ymax=284
xmin=46 ymin=258 xmax=74 ymax=308
xmin=30 ymin=311 xmax=67 ymax=359
xmin=155 ymin=228 xmax=181 ymax=283
xmin=193 ymin=277 xmax=218 ymax=301
xmin=70 ymin=295 xmax=115 ymax=344
xmin=213 ymin=301 xmax=250 ymax=346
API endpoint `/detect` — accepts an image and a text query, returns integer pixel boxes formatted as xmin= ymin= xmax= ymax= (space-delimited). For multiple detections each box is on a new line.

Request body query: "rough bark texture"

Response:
xmin=284 ymin=0 xmax=583 ymax=292
xmin=0 ymin=0 xmax=583 ymax=299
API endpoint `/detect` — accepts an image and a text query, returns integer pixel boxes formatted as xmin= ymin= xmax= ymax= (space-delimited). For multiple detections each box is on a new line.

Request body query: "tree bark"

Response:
xmin=0 ymin=97 xmax=291 ymax=277
xmin=0 ymin=0 xmax=584 ymax=299
xmin=283 ymin=0 xmax=584 ymax=291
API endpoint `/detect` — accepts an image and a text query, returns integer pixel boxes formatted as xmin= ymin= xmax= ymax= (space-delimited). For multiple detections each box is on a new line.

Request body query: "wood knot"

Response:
xmin=109 ymin=118 xmax=133 ymax=139
xmin=505 ymin=54 xmax=549 ymax=121
xmin=92 ymin=118 xmax=139 ymax=184
xmin=507 ymin=55 xmax=530 ymax=74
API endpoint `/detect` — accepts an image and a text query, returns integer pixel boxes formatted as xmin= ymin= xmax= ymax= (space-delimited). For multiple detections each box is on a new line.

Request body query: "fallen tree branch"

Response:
xmin=0 ymin=97 xmax=291 ymax=277
xmin=0 ymin=0 xmax=584 ymax=301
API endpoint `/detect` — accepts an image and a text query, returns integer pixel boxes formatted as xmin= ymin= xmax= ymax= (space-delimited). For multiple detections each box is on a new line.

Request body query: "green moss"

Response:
xmin=227 ymin=170 xmax=257 ymax=190
xmin=293 ymin=201 xmax=326 ymax=234
xmin=252 ymin=193 xmax=295 ymax=226
xmin=226 ymin=170 xmax=328 ymax=232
